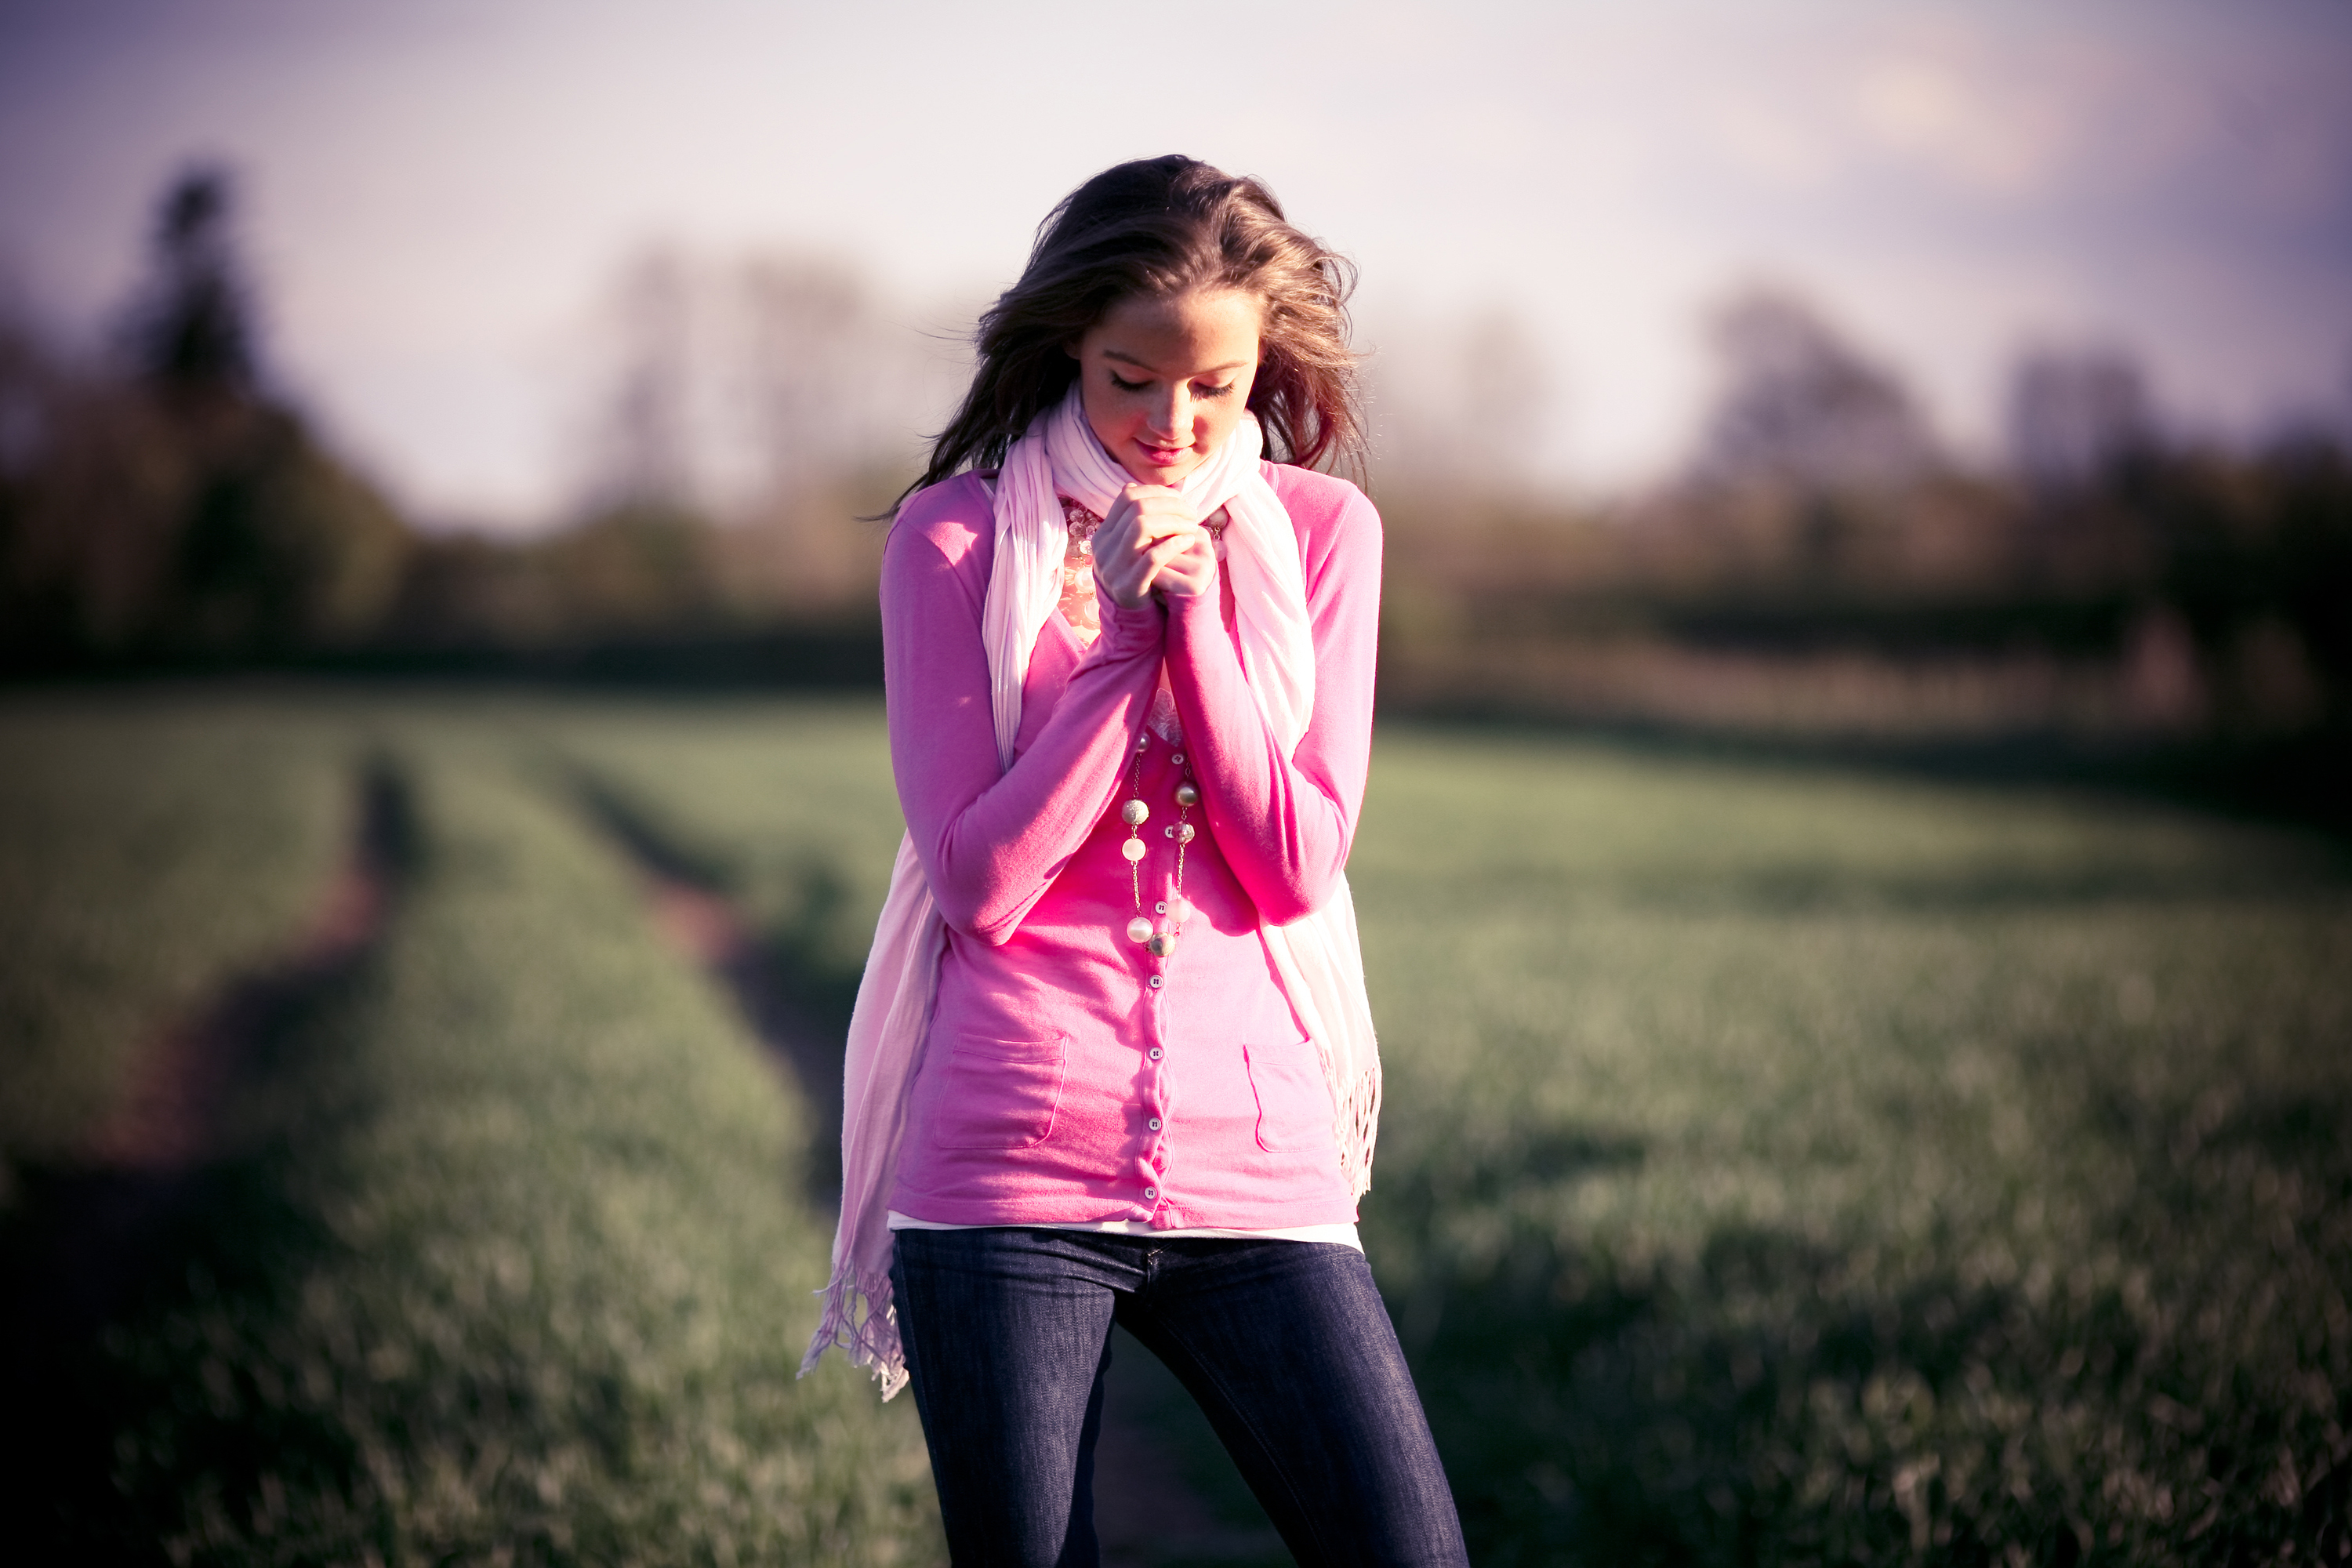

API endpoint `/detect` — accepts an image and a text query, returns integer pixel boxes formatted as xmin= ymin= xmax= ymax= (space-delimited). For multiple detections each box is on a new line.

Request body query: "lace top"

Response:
xmin=1057 ymin=496 xmax=1105 ymax=646
xmin=1055 ymin=496 xmax=1233 ymax=648
xmin=1058 ymin=496 xmax=1232 ymax=743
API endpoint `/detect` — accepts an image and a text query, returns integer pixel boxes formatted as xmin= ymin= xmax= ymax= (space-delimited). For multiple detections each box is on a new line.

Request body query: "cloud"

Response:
xmin=1849 ymin=53 xmax=2065 ymax=198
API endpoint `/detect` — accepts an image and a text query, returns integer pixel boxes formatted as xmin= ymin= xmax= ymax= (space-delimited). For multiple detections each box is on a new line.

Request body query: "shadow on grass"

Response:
xmin=1392 ymin=711 xmax=2352 ymax=851
xmin=1376 ymin=1099 xmax=2352 ymax=1566
xmin=1630 ymin=859 xmax=2349 ymax=917
xmin=0 ymin=756 xmax=416 ymax=1561
xmin=565 ymin=771 xmax=865 ymax=1203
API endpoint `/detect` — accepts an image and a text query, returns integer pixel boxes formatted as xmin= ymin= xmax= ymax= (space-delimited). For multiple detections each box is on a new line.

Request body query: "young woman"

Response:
xmin=804 ymin=155 xmax=1466 ymax=1566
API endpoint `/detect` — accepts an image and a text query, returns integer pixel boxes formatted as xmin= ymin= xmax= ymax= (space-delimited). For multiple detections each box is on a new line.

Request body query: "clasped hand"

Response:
xmin=1094 ymin=484 xmax=1218 ymax=611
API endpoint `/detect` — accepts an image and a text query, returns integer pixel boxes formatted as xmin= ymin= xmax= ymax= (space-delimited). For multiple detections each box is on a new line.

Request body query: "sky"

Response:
xmin=2 ymin=0 xmax=2348 ymax=528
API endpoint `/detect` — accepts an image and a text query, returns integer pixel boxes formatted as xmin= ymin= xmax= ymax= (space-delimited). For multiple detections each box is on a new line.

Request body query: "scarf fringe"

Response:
xmin=800 ymin=1265 xmax=909 ymax=1399
xmin=1336 ymin=1059 xmax=1382 ymax=1201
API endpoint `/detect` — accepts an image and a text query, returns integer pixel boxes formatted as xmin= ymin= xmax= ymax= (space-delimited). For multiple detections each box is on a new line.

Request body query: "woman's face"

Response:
xmin=1071 ymin=287 xmax=1263 ymax=487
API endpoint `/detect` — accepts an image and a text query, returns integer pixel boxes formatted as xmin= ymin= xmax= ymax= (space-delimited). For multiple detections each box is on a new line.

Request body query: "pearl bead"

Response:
xmin=1127 ymin=916 xmax=1152 ymax=943
xmin=1147 ymin=932 xmax=1175 ymax=957
xmin=1174 ymin=782 xmax=1201 ymax=808
xmin=1121 ymin=838 xmax=1147 ymax=862
xmin=1120 ymin=799 xmax=1149 ymax=826
xmin=1174 ymin=822 xmax=1196 ymax=844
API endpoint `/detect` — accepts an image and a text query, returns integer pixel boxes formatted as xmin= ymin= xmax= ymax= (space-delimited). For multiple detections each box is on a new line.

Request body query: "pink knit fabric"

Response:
xmin=883 ymin=463 xmax=1381 ymax=1229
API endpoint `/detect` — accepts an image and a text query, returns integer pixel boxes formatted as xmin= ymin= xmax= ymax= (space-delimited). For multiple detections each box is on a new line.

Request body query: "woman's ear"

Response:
xmin=1065 ymin=339 xmax=1083 ymax=361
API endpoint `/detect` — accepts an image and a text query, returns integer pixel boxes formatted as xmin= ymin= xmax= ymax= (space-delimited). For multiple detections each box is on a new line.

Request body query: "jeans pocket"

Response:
xmin=1243 ymin=1037 xmax=1333 ymax=1152
xmin=931 ymin=1032 xmax=1070 ymax=1151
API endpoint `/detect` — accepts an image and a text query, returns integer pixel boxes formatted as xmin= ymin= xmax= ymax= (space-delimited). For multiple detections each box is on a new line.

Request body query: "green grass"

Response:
xmin=1351 ymin=730 xmax=2352 ymax=1563
xmin=6 ymin=697 xmax=940 ymax=1563
xmin=6 ymin=689 xmax=2347 ymax=1563
xmin=0 ymin=690 xmax=354 ymax=1196
xmin=536 ymin=695 xmax=909 ymax=1033
xmin=537 ymin=701 xmax=2352 ymax=1561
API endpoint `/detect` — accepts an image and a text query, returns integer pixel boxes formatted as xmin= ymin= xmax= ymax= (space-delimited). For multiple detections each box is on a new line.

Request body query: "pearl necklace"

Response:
xmin=1060 ymin=492 xmax=1213 ymax=959
xmin=1119 ymin=734 xmax=1199 ymax=957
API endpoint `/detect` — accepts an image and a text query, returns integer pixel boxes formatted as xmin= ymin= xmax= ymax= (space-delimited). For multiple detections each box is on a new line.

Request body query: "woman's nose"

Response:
xmin=1147 ymin=387 xmax=1189 ymax=437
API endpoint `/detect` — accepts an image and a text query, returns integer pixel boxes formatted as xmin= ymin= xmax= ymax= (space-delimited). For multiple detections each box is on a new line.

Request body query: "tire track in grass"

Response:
xmin=82 ymin=759 xmax=414 ymax=1174
xmin=0 ymin=757 xmax=413 ymax=1543
xmin=21 ymin=742 xmax=945 ymax=1561
xmin=574 ymin=775 xmax=1289 ymax=1567
xmin=572 ymin=774 xmax=848 ymax=1204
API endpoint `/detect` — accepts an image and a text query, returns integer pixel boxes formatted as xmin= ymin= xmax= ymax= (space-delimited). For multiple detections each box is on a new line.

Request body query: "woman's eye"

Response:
xmin=1195 ymin=381 xmax=1236 ymax=399
xmin=1108 ymin=372 xmax=1148 ymax=392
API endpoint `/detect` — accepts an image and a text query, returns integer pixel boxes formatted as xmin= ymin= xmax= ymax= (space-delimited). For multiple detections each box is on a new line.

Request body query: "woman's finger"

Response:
xmin=1093 ymin=485 xmax=1207 ymax=608
xmin=1095 ymin=525 xmax=1178 ymax=608
xmin=1144 ymin=530 xmax=1223 ymax=601
xmin=1152 ymin=532 xmax=1219 ymax=600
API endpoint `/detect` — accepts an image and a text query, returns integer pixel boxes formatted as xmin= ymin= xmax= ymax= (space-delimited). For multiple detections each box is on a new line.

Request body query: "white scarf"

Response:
xmin=802 ymin=387 xmax=1381 ymax=1399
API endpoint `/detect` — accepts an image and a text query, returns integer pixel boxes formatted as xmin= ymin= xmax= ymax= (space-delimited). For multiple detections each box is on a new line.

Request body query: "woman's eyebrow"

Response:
xmin=1101 ymin=347 xmax=1251 ymax=375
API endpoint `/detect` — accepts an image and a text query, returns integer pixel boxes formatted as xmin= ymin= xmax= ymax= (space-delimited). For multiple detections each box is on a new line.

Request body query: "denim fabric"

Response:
xmin=889 ymin=1227 xmax=1468 ymax=1567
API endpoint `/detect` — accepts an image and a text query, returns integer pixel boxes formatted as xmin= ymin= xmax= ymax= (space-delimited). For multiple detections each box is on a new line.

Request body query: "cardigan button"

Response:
xmin=1147 ymin=975 xmax=1163 ymax=989
xmin=1148 ymin=1117 xmax=1163 ymax=1131
xmin=1148 ymin=1047 xmax=1163 ymax=1060
xmin=1144 ymin=1187 xmax=1158 ymax=1200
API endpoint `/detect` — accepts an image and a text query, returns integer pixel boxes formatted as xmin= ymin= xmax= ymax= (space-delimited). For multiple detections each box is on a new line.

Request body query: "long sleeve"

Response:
xmin=882 ymin=481 xmax=1167 ymax=943
xmin=1163 ymin=474 xmax=1382 ymax=926
xmin=884 ymin=467 xmax=1371 ymax=1236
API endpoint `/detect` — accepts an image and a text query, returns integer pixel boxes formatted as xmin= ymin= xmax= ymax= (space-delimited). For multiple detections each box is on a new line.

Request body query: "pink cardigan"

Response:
xmin=882 ymin=463 xmax=1382 ymax=1230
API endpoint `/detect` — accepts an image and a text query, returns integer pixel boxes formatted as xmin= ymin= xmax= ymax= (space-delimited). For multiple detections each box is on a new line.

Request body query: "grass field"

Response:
xmin=2 ymin=687 xmax=2347 ymax=1563
xmin=0 ymin=691 xmax=354 ymax=1196
xmin=3 ymin=695 xmax=940 ymax=1563
xmin=1351 ymin=733 xmax=2351 ymax=1563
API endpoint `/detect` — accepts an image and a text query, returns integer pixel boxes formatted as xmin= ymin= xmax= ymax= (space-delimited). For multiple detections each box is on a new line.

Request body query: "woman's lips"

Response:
xmin=1139 ymin=441 xmax=1186 ymax=466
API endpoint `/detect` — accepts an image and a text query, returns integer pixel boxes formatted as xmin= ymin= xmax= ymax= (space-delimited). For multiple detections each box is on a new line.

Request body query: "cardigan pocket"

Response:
xmin=1243 ymin=1038 xmax=1333 ymax=1153
xmin=931 ymin=1031 xmax=1070 ymax=1151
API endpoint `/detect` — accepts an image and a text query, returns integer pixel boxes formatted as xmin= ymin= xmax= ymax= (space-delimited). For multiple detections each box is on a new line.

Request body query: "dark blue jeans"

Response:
xmin=888 ymin=1227 xmax=1468 ymax=1567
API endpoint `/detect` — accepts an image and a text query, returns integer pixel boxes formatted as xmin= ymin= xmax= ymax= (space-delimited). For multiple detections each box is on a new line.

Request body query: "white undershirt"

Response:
xmin=887 ymin=1210 xmax=1362 ymax=1252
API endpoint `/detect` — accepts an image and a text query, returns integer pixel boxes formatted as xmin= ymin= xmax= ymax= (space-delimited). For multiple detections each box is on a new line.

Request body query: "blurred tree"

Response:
xmin=124 ymin=164 xmax=259 ymax=401
xmin=0 ymin=163 xmax=411 ymax=670
xmin=2005 ymin=346 xmax=2158 ymax=497
xmin=0 ymin=285 xmax=49 ymax=480
xmin=586 ymin=247 xmax=699 ymax=512
xmin=561 ymin=245 xmax=964 ymax=626
xmin=542 ymin=500 xmax=720 ymax=633
xmin=1362 ymin=305 xmax=1555 ymax=496
xmin=1694 ymin=286 xmax=1939 ymax=492
xmin=576 ymin=246 xmax=949 ymax=516
xmin=737 ymin=255 xmax=890 ymax=497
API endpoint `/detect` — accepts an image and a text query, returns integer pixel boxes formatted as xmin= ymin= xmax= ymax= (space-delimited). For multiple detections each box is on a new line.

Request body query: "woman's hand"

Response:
xmin=1095 ymin=484 xmax=1218 ymax=609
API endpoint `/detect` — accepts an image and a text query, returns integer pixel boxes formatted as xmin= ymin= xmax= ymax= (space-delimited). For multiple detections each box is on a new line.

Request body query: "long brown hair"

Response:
xmin=906 ymin=156 xmax=1363 ymax=503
